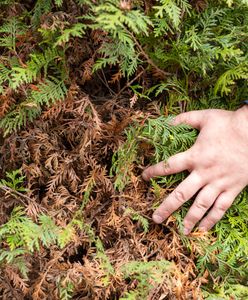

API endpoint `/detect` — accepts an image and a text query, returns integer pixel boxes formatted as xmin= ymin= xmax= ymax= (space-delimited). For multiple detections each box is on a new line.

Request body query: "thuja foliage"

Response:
xmin=111 ymin=116 xmax=197 ymax=191
xmin=0 ymin=0 xmax=248 ymax=298
xmin=0 ymin=169 xmax=83 ymax=256
xmin=0 ymin=0 xmax=248 ymax=134
xmin=0 ymin=206 xmax=114 ymax=281
xmin=0 ymin=205 xmax=81 ymax=275
xmin=112 ymin=115 xmax=248 ymax=297
xmin=120 ymin=260 xmax=172 ymax=299
xmin=58 ymin=280 xmax=74 ymax=300
xmin=1 ymin=169 xmax=168 ymax=299
xmin=124 ymin=207 xmax=149 ymax=233
xmin=0 ymin=169 xmax=116 ymax=296
xmin=0 ymin=169 xmax=27 ymax=192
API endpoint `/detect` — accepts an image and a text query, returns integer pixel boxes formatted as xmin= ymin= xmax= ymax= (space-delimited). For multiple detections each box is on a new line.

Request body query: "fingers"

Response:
xmin=152 ymin=171 xmax=204 ymax=223
xmin=198 ymin=190 xmax=239 ymax=231
xmin=142 ymin=151 xmax=190 ymax=181
xmin=173 ymin=110 xmax=207 ymax=129
xmin=183 ymin=185 xmax=220 ymax=235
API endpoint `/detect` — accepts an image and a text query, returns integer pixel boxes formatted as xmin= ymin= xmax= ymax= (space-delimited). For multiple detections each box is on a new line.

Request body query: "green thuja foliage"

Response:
xmin=0 ymin=205 xmax=113 ymax=277
xmin=57 ymin=280 xmax=74 ymax=300
xmin=124 ymin=208 xmax=149 ymax=233
xmin=79 ymin=219 xmax=114 ymax=284
xmin=0 ymin=205 xmax=84 ymax=254
xmin=1 ymin=76 xmax=67 ymax=135
xmin=203 ymin=282 xmax=248 ymax=299
xmin=120 ymin=260 xmax=172 ymax=299
xmin=111 ymin=125 xmax=140 ymax=191
xmin=90 ymin=1 xmax=153 ymax=77
xmin=111 ymin=116 xmax=197 ymax=191
xmin=1 ymin=0 xmax=248 ymax=134
xmin=0 ymin=169 xmax=27 ymax=192
xmin=0 ymin=18 xmax=27 ymax=52
xmin=0 ymin=205 xmax=114 ymax=291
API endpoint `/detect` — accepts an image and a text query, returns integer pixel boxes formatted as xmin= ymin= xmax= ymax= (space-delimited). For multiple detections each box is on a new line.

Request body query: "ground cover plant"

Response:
xmin=0 ymin=0 xmax=248 ymax=299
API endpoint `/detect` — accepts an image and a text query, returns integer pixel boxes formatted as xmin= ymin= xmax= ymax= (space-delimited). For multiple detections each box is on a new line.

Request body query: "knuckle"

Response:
xmin=183 ymin=151 xmax=195 ymax=171
xmin=162 ymin=160 xmax=171 ymax=173
xmin=183 ymin=219 xmax=194 ymax=228
xmin=205 ymin=155 xmax=218 ymax=168
xmin=173 ymin=190 xmax=186 ymax=204
xmin=175 ymin=113 xmax=186 ymax=124
xmin=187 ymin=148 xmax=199 ymax=166
xmin=185 ymin=214 xmax=198 ymax=225
xmin=142 ymin=169 xmax=151 ymax=180
xmin=204 ymin=217 xmax=216 ymax=228
xmin=192 ymin=171 xmax=205 ymax=186
xmin=182 ymin=113 xmax=189 ymax=123
xmin=146 ymin=168 xmax=152 ymax=177
xmin=216 ymin=202 xmax=231 ymax=212
xmin=195 ymin=200 xmax=209 ymax=210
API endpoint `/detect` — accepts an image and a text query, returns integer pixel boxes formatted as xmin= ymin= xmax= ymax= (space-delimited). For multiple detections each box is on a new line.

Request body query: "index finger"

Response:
xmin=152 ymin=171 xmax=204 ymax=224
xmin=142 ymin=151 xmax=191 ymax=181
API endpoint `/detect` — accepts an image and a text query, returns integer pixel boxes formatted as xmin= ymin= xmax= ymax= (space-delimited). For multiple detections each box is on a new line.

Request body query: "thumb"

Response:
xmin=172 ymin=110 xmax=207 ymax=129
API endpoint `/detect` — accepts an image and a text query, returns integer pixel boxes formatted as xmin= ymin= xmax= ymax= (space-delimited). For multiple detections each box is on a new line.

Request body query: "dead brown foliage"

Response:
xmin=0 ymin=84 xmax=209 ymax=300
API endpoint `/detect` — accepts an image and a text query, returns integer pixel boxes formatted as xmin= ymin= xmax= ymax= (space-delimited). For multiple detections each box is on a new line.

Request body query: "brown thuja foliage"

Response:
xmin=0 ymin=86 xmax=208 ymax=300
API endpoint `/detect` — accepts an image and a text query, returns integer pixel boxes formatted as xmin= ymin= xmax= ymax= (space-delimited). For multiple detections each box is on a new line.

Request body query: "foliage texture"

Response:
xmin=0 ymin=0 xmax=248 ymax=299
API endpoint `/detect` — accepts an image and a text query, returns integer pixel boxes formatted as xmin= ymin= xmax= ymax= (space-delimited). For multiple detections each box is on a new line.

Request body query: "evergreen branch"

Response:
xmin=11 ymin=48 xmax=61 ymax=89
xmin=55 ymin=23 xmax=86 ymax=46
xmin=0 ymin=185 xmax=36 ymax=206
xmin=214 ymin=63 xmax=248 ymax=96
xmin=129 ymin=31 xmax=171 ymax=78
xmin=0 ymin=77 xmax=67 ymax=135
xmin=124 ymin=208 xmax=149 ymax=233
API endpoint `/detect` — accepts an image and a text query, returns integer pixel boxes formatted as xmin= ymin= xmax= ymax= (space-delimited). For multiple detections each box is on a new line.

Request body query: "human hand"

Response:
xmin=142 ymin=106 xmax=248 ymax=234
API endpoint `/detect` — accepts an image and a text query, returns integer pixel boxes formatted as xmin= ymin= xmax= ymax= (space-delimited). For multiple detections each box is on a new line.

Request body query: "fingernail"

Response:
xmin=141 ymin=172 xmax=149 ymax=181
xmin=152 ymin=214 xmax=164 ymax=224
xmin=183 ymin=227 xmax=190 ymax=235
xmin=199 ymin=226 xmax=206 ymax=232
xmin=169 ymin=117 xmax=177 ymax=125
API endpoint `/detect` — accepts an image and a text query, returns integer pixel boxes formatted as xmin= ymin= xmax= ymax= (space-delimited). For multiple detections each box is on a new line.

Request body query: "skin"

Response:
xmin=142 ymin=106 xmax=248 ymax=235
